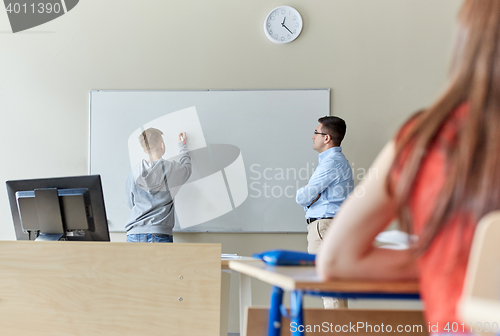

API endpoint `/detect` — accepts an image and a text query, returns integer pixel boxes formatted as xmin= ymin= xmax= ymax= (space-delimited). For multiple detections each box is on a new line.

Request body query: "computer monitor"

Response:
xmin=6 ymin=175 xmax=110 ymax=241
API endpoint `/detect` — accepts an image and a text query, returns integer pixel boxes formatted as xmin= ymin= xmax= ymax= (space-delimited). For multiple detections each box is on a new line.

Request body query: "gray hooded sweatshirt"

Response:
xmin=125 ymin=142 xmax=192 ymax=235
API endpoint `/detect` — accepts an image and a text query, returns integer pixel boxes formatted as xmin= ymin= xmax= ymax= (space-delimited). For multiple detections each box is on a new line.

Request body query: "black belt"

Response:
xmin=306 ymin=217 xmax=333 ymax=224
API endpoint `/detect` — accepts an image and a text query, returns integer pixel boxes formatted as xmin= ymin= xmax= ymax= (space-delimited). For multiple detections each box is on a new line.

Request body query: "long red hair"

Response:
xmin=388 ymin=0 xmax=500 ymax=253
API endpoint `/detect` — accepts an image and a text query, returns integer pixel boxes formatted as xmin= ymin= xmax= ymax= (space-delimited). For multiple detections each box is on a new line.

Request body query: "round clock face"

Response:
xmin=263 ymin=6 xmax=303 ymax=44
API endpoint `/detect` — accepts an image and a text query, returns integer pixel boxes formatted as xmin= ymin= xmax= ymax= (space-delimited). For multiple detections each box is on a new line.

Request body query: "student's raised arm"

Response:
xmin=166 ymin=132 xmax=192 ymax=189
xmin=316 ymin=141 xmax=418 ymax=281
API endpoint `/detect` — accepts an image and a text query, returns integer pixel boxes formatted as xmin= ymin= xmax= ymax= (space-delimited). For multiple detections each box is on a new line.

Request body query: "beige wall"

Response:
xmin=0 ymin=0 xmax=462 ymax=332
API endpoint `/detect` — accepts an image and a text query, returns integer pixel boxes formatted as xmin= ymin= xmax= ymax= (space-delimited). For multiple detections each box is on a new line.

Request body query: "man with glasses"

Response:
xmin=296 ymin=116 xmax=354 ymax=308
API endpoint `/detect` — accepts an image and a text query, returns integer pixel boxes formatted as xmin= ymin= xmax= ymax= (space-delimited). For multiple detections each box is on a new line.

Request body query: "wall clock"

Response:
xmin=263 ymin=6 xmax=303 ymax=44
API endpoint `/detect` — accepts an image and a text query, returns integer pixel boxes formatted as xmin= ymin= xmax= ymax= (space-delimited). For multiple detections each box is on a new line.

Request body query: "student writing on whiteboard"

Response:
xmin=296 ymin=116 xmax=354 ymax=308
xmin=125 ymin=128 xmax=192 ymax=243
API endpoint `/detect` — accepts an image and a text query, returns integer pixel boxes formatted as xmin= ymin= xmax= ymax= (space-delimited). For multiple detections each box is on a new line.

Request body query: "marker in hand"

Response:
xmin=179 ymin=132 xmax=187 ymax=144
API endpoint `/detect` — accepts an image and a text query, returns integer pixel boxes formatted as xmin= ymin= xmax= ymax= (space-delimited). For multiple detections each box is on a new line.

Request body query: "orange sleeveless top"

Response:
xmin=396 ymin=104 xmax=476 ymax=331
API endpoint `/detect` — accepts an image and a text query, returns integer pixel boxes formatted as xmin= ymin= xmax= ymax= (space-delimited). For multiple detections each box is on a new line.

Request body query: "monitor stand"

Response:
xmin=36 ymin=233 xmax=64 ymax=241
xmin=33 ymin=188 xmax=65 ymax=241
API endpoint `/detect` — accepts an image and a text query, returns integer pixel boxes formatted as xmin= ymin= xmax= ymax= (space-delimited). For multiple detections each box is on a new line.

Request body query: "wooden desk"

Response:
xmin=221 ymin=256 xmax=258 ymax=270
xmin=229 ymin=260 xmax=420 ymax=336
xmin=0 ymin=241 xmax=222 ymax=336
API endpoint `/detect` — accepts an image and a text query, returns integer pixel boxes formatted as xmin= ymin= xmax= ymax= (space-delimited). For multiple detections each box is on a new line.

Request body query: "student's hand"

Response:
xmin=178 ymin=132 xmax=187 ymax=144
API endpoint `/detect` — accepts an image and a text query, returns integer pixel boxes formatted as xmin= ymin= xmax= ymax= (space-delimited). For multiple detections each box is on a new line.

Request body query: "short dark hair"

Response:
xmin=138 ymin=128 xmax=164 ymax=153
xmin=318 ymin=116 xmax=346 ymax=146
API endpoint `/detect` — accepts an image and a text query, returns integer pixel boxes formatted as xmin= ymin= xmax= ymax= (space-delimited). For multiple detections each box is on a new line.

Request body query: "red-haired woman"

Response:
xmin=317 ymin=1 xmax=500 ymax=334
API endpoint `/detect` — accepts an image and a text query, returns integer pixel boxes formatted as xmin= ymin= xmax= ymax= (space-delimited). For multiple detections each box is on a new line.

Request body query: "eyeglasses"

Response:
xmin=314 ymin=130 xmax=328 ymax=136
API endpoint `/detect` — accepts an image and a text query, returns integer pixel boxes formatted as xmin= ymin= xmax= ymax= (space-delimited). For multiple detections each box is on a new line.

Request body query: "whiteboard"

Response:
xmin=89 ymin=90 xmax=330 ymax=232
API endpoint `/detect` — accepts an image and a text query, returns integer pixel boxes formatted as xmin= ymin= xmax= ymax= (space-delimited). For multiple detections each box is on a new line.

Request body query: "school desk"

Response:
xmin=229 ymin=260 xmax=420 ymax=336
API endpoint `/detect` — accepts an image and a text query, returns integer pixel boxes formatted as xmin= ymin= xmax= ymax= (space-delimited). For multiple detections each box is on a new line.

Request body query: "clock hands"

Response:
xmin=282 ymin=24 xmax=293 ymax=34
xmin=281 ymin=17 xmax=293 ymax=34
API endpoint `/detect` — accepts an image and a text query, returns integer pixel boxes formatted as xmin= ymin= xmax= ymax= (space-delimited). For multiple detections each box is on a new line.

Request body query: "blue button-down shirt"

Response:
xmin=296 ymin=147 xmax=354 ymax=219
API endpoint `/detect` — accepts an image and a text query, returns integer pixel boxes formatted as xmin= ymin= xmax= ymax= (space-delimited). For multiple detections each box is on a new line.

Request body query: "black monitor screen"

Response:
xmin=6 ymin=175 xmax=110 ymax=241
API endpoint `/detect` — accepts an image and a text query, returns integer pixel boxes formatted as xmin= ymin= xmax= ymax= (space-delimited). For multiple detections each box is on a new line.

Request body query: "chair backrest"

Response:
xmin=459 ymin=211 xmax=500 ymax=336
xmin=0 ymin=241 xmax=221 ymax=336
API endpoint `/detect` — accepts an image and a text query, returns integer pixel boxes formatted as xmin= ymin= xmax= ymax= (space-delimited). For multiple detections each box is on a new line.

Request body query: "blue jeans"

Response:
xmin=126 ymin=233 xmax=173 ymax=243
